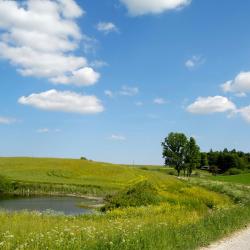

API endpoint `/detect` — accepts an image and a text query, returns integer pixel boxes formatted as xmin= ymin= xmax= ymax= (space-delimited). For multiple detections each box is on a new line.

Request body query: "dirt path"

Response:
xmin=201 ymin=226 xmax=250 ymax=250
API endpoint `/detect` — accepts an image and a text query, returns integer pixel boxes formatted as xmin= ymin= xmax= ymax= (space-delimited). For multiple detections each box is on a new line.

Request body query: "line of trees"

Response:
xmin=162 ymin=132 xmax=250 ymax=176
xmin=199 ymin=149 xmax=250 ymax=174
xmin=162 ymin=132 xmax=200 ymax=176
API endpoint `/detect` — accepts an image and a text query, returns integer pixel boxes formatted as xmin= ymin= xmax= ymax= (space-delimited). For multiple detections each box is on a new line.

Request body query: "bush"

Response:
xmin=0 ymin=175 xmax=11 ymax=193
xmin=140 ymin=166 xmax=149 ymax=171
xmin=225 ymin=168 xmax=243 ymax=176
xmin=209 ymin=165 xmax=219 ymax=176
xmin=101 ymin=181 xmax=162 ymax=211
xmin=193 ymin=171 xmax=201 ymax=177
xmin=167 ymin=170 xmax=177 ymax=176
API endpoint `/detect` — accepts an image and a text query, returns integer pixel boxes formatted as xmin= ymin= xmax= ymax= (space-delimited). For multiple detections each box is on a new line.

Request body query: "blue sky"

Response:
xmin=0 ymin=0 xmax=250 ymax=164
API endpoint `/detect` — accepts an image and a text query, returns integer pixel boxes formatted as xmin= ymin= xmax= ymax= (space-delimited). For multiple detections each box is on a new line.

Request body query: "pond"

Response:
xmin=0 ymin=196 xmax=100 ymax=215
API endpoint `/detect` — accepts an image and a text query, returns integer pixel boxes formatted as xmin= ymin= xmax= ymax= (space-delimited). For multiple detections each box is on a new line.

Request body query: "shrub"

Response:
xmin=193 ymin=171 xmax=201 ymax=177
xmin=140 ymin=166 xmax=149 ymax=171
xmin=209 ymin=165 xmax=219 ymax=176
xmin=167 ymin=170 xmax=177 ymax=176
xmin=0 ymin=175 xmax=11 ymax=193
xmin=225 ymin=168 xmax=243 ymax=176
xmin=102 ymin=181 xmax=162 ymax=211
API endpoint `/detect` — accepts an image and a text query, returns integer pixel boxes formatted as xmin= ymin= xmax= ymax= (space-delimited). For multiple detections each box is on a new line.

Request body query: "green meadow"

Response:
xmin=0 ymin=157 xmax=249 ymax=250
xmin=209 ymin=173 xmax=250 ymax=185
xmin=0 ymin=157 xmax=147 ymax=191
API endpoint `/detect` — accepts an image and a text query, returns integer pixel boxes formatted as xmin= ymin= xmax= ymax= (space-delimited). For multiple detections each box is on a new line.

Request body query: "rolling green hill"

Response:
xmin=0 ymin=157 xmax=186 ymax=196
xmin=0 ymin=157 xmax=147 ymax=189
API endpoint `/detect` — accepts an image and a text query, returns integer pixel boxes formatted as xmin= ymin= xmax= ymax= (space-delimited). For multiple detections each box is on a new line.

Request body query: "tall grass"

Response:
xmin=0 ymin=201 xmax=249 ymax=250
xmin=188 ymin=178 xmax=250 ymax=204
xmin=0 ymin=176 xmax=11 ymax=194
xmin=4 ymin=181 xmax=111 ymax=197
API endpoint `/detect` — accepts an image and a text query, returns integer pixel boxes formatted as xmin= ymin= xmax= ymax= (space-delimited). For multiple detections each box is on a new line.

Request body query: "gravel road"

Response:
xmin=201 ymin=226 xmax=250 ymax=250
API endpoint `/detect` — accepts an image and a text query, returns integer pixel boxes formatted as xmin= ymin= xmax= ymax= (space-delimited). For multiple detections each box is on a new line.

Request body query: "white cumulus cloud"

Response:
xmin=18 ymin=89 xmax=104 ymax=114
xmin=187 ymin=96 xmax=236 ymax=114
xmin=0 ymin=116 xmax=16 ymax=124
xmin=185 ymin=55 xmax=205 ymax=70
xmin=36 ymin=128 xmax=50 ymax=133
xmin=237 ymin=106 xmax=250 ymax=124
xmin=104 ymin=90 xmax=114 ymax=98
xmin=110 ymin=134 xmax=126 ymax=141
xmin=105 ymin=86 xmax=139 ymax=98
xmin=50 ymin=67 xmax=100 ymax=86
xmin=119 ymin=86 xmax=139 ymax=96
xmin=221 ymin=71 xmax=250 ymax=96
xmin=120 ymin=0 xmax=191 ymax=16
xmin=154 ymin=98 xmax=166 ymax=104
xmin=96 ymin=22 xmax=118 ymax=34
xmin=36 ymin=128 xmax=61 ymax=133
xmin=90 ymin=60 xmax=108 ymax=69
xmin=0 ymin=0 xmax=99 ymax=86
xmin=135 ymin=101 xmax=143 ymax=106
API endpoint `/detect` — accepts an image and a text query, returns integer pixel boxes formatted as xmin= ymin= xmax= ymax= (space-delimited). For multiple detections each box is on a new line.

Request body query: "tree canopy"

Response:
xmin=185 ymin=137 xmax=201 ymax=177
xmin=162 ymin=132 xmax=200 ymax=176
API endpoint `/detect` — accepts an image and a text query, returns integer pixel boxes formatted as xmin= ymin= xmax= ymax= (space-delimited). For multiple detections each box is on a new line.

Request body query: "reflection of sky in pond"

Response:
xmin=0 ymin=196 xmax=96 ymax=215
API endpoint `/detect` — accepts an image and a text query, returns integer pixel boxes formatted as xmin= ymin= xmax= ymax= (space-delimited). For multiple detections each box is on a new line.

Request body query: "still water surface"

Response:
xmin=0 ymin=196 xmax=95 ymax=215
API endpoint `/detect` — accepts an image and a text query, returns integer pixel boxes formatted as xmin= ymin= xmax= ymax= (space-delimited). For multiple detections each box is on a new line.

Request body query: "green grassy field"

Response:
xmin=0 ymin=157 xmax=249 ymax=250
xmin=0 ymin=157 xmax=149 ymax=191
xmin=209 ymin=173 xmax=250 ymax=185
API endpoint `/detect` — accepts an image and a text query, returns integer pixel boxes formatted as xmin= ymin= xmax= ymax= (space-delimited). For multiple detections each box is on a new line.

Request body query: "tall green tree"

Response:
xmin=186 ymin=137 xmax=201 ymax=177
xmin=162 ymin=132 xmax=188 ymax=176
xmin=200 ymin=153 xmax=208 ymax=167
